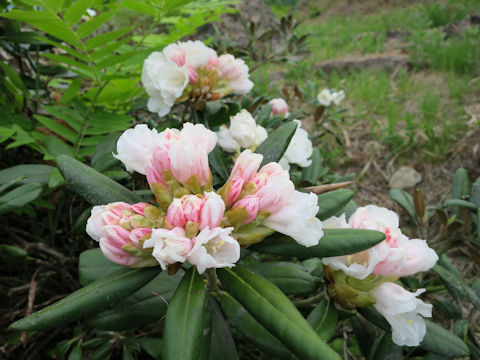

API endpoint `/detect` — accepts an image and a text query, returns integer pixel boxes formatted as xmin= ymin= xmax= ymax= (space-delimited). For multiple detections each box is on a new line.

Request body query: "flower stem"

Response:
xmin=293 ymin=292 xmax=324 ymax=308
xmin=206 ymin=268 xmax=218 ymax=291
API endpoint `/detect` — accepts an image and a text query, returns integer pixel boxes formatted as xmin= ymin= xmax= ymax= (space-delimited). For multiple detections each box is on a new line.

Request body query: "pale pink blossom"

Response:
xmin=229 ymin=110 xmax=257 ymax=148
xmin=226 ymin=176 xmax=245 ymax=206
xmin=256 ymin=176 xmax=294 ymax=214
xmin=187 ymin=227 xmax=240 ymax=274
xmin=269 ymin=98 xmax=289 ymax=117
xmin=145 ymin=129 xmax=180 ymax=186
xmin=143 ymin=227 xmax=193 ymax=270
xmin=166 ymin=198 xmax=187 ymax=228
xmin=216 ymin=54 xmax=253 ymax=95
xmin=232 ymin=195 xmax=260 ymax=224
xmin=114 ymin=125 xmax=161 ymax=174
xmin=263 ymin=190 xmax=323 ymax=247
xmin=371 ymin=282 xmax=432 ymax=346
xmin=163 ymin=40 xmax=217 ymax=70
xmin=99 ymin=226 xmax=141 ymax=266
xmin=182 ymin=195 xmax=204 ymax=224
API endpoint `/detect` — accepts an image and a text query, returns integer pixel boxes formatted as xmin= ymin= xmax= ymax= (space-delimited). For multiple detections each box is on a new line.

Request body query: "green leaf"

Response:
xmin=139 ymin=338 xmax=162 ymax=360
xmin=56 ymin=154 xmax=143 ymax=205
xmin=208 ymin=146 xmax=229 ymax=182
xmin=452 ymin=167 xmax=471 ymax=200
xmin=422 ymin=321 xmax=470 ymax=357
xmin=307 ymin=298 xmax=338 ymax=342
xmin=77 ymin=11 xmax=115 ymax=38
xmin=0 ymin=164 xmax=53 ymax=185
xmin=247 ymin=262 xmax=320 ymax=295
xmin=61 ymin=78 xmax=83 ymax=105
xmin=218 ymin=266 xmax=340 ymax=360
xmin=249 ymin=229 xmax=385 ymax=259
xmin=44 ymin=0 xmax=64 ymax=13
xmin=79 ymin=248 xmax=123 ymax=286
xmin=120 ymin=0 xmax=157 ymax=15
xmin=9 ymin=267 xmax=160 ymax=331
xmin=0 ymin=62 xmax=28 ymax=93
xmin=163 ymin=267 xmax=206 ymax=360
xmin=443 ymin=199 xmax=478 ymax=211
xmin=373 ymin=334 xmax=402 ymax=360
xmin=317 ymin=189 xmax=354 ymax=220
xmin=255 ymin=121 xmax=297 ymax=166
xmin=88 ymin=271 xmax=182 ymax=330
xmin=217 ymin=291 xmax=295 ymax=360
xmin=85 ymin=27 xmax=133 ymax=50
xmin=389 ymin=188 xmax=415 ymax=220
xmin=34 ymin=114 xmax=77 ymax=143
xmin=48 ymin=167 xmax=65 ymax=188
xmin=207 ymin=297 xmax=239 ymax=360
xmin=63 ymin=0 xmax=95 ymax=26
xmin=0 ymin=183 xmax=44 ymax=214
xmin=44 ymin=135 xmax=74 ymax=158
xmin=432 ymin=265 xmax=480 ymax=310
xmin=68 ymin=345 xmax=83 ymax=360
xmin=301 ymin=148 xmax=321 ymax=184
xmin=91 ymin=132 xmax=121 ymax=172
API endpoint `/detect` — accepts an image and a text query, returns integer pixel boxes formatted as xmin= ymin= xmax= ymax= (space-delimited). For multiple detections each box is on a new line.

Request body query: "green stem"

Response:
xmin=293 ymin=293 xmax=324 ymax=308
xmin=206 ymin=268 xmax=218 ymax=291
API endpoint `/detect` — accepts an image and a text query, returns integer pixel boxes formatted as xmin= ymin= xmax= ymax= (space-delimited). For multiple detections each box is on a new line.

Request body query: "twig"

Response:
xmin=303 ymin=181 xmax=352 ymax=194
xmin=21 ymin=269 xmax=40 ymax=346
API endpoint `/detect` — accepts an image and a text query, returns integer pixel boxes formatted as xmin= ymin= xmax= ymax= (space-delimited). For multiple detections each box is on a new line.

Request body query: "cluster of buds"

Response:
xmin=322 ymin=205 xmax=438 ymax=346
xmin=87 ymin=123 xmax=324 ymax=275
xmin=142 ymin=41 xmax=253 ymax=116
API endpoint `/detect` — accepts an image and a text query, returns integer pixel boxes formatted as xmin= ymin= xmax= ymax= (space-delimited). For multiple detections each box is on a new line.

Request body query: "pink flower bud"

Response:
xmin=269 ymin=98 xmax=289 ymax=117
xmin=256 ymin=176 xmax=294 ymax=214
xmin=145 ymin=129 xmax=180 ymax=187
xmin=199 ymin=192 xmax=225 ymax=230
xmin=99 ymin=225 xmax=139 ymax=266
xmin=129 ymin=228 xmax=153 ymax=247
xmin=182 ymin=195 xmax=204 ymax=223
xmin=226 ymin=176 xmax=245 ymax=206
xmin=229 ymin=150 xmax=263 ymax=182
xmin=186 ymin=65 xmax=198 ymax=84
xmin=166 ymin=198 xmax=187 ymax=228
xmin=232 ymin=195 xmax=259 ymax=224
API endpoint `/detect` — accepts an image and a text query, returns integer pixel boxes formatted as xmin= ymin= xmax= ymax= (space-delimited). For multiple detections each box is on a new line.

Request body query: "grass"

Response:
xmin=253 ymin=0 xmax=480 ymax=164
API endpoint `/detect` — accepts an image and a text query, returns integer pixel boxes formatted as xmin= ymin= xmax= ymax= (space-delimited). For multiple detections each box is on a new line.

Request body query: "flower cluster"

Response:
xmin=216 ymin=109 xmax=267 ymax=153
xmin=87 ymin=123 xmax=324 ymax=274
xmin=142 ymin=41 xmax=253 ymax=116
xmin=317 ymin=88 xmax=345 ymax=107
xmin=322 ymin=205 xmax=438 ymax=346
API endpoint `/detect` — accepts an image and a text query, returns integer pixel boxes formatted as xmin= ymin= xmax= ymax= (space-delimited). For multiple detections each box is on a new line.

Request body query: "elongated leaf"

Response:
xmin=77 ymin=11 xmax=115 ymax=38
xmin=247 ymin=262 xmax=320 ymax=295
xmin=218 ymin=266 xmax=340 ymax=360
xmin=163 ymin=268 xmax=205 ymax=360
xmin=255 ymin=121 xmax=297 ymax=166
xmin=85 ymin=27 xmax=133 ymax=50
xmin=208 ymin=146 xmax=229 ymax=182
xmin=250 ymin=229 xmax=385 ymax=259
xmin=217 ymin=292 xmax=296 ymax=360
xmin=452 ymin=167 xmax=471 ymax=200
xmin=88 ymin=271 xmax=182 ymax=330
xmin=10 ymin=267 xmax=159 ymax=331
xmin=64 ymin=0 xmax=95 ymax=26
xmin=120 ymin=0 xmax=157 ymax=15
xmin=317 ymin=189 xmax=354 ymax=220
xmin=307 ymin=298 xmax=338 ymax=341
xmin=433 ymin=265 xmax=480 ymax=310
xmin=443 ymin=199 xmax=478 ymax=211
xmin=389 ymin=188 xmax=415 ymax=220
xmin=373 ymin=334 xmax=402 ymax=360
xmin=0 ymin=164 xmax=53 ymax=185
xmin=79 ymin=248 xmax=122 ymax=285
xmin=422 ymin=321 xmax=470 ymax=357
xmin=56 ymin=155 xmax=142 ymax=205
xmin=0 ymin=183 xmax=44 ymax=214
xmin=301 ymin=148 xmax=321 ymax=184
xmin=207 ymin=297 xmax=239 ymax=360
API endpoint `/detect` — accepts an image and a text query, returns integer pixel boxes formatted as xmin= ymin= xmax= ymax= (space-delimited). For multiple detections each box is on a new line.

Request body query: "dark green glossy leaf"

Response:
xmin=389 ymin=188 xmax=415 ymax=220
xmin=0 ymin=183 xmax=44 ymax=214
xmin=163 ymin=268 xmax=205 ymax=360
xmin=208 ymin=297 xmax=239 ymax=360
xmin=433 ymin=265 xmax=480 ymax=310
xmin=307 ymin=298 xmax=338 ymax=341
xmin=0 ymin=164 xmax=53 ymax=185
xmin=79 ymin=248 xmax=122 ymax=286
xmin=317 ymin=189 xmax=354 ymax=220
xmin=247 ymin=261 xmax=320 ymax=295
xmin=422 ymin=321 xmax=470 ymax=357
xmin=9 ymin=267 xmax=159 ymax=331
xmin=56 ymin=154 xmax=142 ymax=205
xmin=88 ymin=271 xmax=182 ymax=330
xmin=217 ymin=291 xmax=296 ymax=360
xmin=255 ymin=121 xmax=297 ymax=166
xmin=139 ymin=338 xmax=162 ymax=360
xmin=218 ymin=266 xmax=340 ymax=360
xmin=208 ymin=146 xmax=230 ymax=182
xmin=373 ymin=334 xmax=402 ymax=360
xmin=249 ymin=229 xmax=385 ymax=259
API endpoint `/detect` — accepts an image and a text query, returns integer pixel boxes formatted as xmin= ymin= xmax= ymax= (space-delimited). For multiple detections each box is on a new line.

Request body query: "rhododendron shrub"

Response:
xmin=9 ymin=39 xmax=471 ymax=360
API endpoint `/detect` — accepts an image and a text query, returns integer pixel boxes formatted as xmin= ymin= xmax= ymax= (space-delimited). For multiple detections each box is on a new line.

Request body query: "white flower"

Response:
xmin=331 ymin=90 xmax=345 ymax=105
xmin=143 ymin=228 xmax=192 ymax=270
xmin=263 ymin=190 xmax=323 ymax=247
xmin=229 ymin=109 xmax=257 ymax=148
xmin=216 ymin=126 xmax=240 ymax=153
xmin=255 ymin=125 xmax=268 ymax=146
xmin=86 ymin=205 xmax=108 ymax=241
xmin=187 ymin=227 xmax=240 ymax=274
xmin=86 ymin=8 xmax=96 ymax=17
xmin=113 ymin=124 xmax=160 ymax=174
xmin=278 ymin=157 xmax=290 ymax=171
xmin=317 ymin=89 xmax=332 ymax=106
xmin=269 ymin=98 xmax=289 ymax=117
xmin=141 ymin=52 xmax=189 ymax=116
xmin=282 ymin=120 xmax=312 ymax=168
xmin=216 ymin=54 xmax=254 ymax=95
xmin=371 ymin=282 xmax=432 ymax=346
